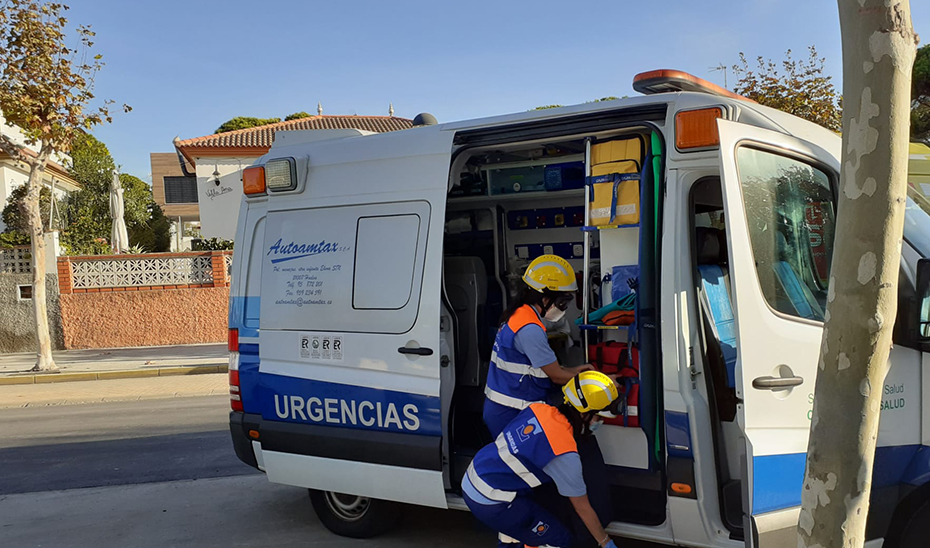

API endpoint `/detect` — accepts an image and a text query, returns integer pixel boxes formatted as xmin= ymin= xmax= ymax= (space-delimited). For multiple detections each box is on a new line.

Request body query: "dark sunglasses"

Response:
xmin=553 ymin=293 xmax=575 ymax=311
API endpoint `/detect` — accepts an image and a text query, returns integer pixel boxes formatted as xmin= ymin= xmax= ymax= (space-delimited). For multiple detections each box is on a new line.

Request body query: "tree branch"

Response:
xmin=0 ymin=133 xmax=31 ymax=164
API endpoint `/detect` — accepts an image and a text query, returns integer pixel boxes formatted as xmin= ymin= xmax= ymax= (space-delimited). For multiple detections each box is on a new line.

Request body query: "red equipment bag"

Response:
xmin=588 ymin=341 xmax=640 ymax=427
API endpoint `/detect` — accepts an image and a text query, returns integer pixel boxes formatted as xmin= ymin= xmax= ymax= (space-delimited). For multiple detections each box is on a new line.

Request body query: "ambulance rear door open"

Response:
xmin=254 ymin=127 xmax=455 ymax=509
xmin=715 ymin=119 xmax=840 ymax=547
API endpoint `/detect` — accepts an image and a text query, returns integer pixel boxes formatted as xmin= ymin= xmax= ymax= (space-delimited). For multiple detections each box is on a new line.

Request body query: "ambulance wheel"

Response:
xmin=893 ymin=496 xmax=930 ymax=548
xmin=885 ymin=484 xmax=930 ymax=548
xmin=308 ymin=489 xmax=401 ymax=538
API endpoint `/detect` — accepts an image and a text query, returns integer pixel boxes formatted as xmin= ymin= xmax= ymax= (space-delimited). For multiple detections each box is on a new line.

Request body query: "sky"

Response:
xmin=64 ymin=0 xmax=930 ymax=181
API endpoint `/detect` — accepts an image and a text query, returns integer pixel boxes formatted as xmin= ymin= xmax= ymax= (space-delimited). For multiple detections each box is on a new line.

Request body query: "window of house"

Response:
xmin=164 ymin=176 xmax=199 ymax=203
xmin=736 ymin=147 xmax=835 ymax=321
xmin=17 ymin=284 xmax=32 ymax=301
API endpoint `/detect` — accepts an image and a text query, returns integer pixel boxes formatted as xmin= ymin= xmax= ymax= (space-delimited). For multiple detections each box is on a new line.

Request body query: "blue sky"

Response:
xmin=66 ymin=0 xmax=930 ymax=181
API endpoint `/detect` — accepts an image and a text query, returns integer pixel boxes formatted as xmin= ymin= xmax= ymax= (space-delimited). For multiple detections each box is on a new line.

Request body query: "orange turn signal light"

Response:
xmin=248 ymin=429 xmax=260 ymax=440
xmin=675 ymin=107 xmax=723 ymax=150
xmin=243 ymin=166 xmax=266 ymax=195
xmin=670 ymin=482 xmax=693 ymax=495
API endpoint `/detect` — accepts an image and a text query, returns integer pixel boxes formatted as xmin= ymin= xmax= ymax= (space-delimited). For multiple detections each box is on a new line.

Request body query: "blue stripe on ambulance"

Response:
xmin=228 ymin=295 xmax=439 ymax=435
xmin=753 ymin=445 xmax=930 ymax=514
xmin=230 ymin=296 xmax=262 ymax=414
xmin=257 ymin=373 xmax=441 ymax=436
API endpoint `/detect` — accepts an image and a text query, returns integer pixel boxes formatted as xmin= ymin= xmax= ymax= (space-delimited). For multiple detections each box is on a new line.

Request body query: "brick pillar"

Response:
xmin=57 ymin=257 xmax=73 ymax=294
xmin=210 ymin=251 xmax=229 ymax=287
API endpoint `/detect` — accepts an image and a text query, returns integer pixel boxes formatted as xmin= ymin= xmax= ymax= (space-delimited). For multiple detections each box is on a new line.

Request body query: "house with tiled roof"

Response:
xmin=0 ymin=113 xmax=80 ymax=233
xmin=153 ymin=111 xmax=412 ymax=241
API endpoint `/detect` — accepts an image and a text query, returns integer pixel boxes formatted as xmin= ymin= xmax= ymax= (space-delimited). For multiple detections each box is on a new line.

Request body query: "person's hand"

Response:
xmin=575 ymin=363 xmax=595 ymax=373
xmin=603 ymin=540 xmax=617 ymax=548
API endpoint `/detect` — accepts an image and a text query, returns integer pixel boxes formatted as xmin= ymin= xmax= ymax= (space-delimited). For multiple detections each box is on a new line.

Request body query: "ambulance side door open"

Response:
xmin=254 ymin=128 xmax=454 ymax=509
xmin=716 ymin=119 xmax=840 ymax=547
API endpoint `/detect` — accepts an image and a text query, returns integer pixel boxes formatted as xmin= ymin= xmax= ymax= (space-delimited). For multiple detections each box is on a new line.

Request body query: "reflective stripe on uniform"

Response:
xmin=467 ymin=463 xmax=516 ymax=503
xmin=495 ymin=434 xmax=542 ymax=488
xmin=485 ymin=385 xmax=536 ymax=410
xmin=499 ymin=533 xmax=520 ymax=544
xmin=491 ymin=350 xmax=549 ymax=378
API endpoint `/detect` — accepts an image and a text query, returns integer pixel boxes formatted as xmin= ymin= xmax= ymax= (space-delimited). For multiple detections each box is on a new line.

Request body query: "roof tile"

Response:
xmin=176 ymin=115 xmax=413 ymax=149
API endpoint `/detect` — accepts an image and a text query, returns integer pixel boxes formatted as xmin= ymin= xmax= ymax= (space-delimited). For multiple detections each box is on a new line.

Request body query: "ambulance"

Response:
xmin=227 ymin=70 xmax=930 ymax=548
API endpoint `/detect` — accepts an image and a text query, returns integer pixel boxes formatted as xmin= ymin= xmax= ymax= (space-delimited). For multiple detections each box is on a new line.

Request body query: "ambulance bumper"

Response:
xmin=229 ymin=411 xmax=261 ymax=469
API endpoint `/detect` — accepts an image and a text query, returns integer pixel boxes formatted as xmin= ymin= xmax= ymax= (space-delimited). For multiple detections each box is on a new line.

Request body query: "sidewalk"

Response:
xmin=0 ymin=344 xmax=228 ymax=385
xmin=0 ymin=373 xmax=229 ymax=408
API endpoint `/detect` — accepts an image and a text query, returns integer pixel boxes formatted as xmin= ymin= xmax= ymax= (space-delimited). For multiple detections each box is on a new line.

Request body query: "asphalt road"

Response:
xmin=0 ymin=395 xmax=254 ymax=494
xmin=0 ymin=394 xmax=662 ymax=548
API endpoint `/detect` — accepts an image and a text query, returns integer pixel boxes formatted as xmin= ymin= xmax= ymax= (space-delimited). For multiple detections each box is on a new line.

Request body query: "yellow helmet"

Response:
xmin=563 ymin=371 xmax=619 ymax=413
xmin=523 ymin=254 xmax=578 ymax=293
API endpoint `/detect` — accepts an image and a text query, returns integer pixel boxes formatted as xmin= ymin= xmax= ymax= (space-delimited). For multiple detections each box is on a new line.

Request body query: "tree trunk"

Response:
xmin=24 ymin=148 xmax=57 ymax=372
xmin=797 ymin=2 xmax=917 ymax=547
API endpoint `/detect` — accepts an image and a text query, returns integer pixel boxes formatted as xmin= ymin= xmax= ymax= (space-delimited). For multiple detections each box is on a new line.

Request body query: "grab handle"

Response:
xmin=752 ymin=376 xmax=804 ymax=390
xmin=398 ymin=347 xmax=433 ymax=356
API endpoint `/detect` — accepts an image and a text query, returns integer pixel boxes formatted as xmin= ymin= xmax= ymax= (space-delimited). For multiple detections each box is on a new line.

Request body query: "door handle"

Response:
xmin=398 ymin=347 xmax=433 ymax=356
xmin=752 ymin=375 xmax=804 ymax=390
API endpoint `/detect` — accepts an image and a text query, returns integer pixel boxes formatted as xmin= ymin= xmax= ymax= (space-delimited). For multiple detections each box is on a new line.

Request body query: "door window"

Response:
xmin=353 ymin=214 xmax=421 ymax=309
xmin=736 ymin=147 xmax=835 ymax=321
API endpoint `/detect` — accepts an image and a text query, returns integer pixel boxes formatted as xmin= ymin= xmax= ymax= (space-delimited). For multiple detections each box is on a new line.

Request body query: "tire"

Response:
xmin=897 ymin=496 xmax=930 ymax=548
xmin=308 ymin=489 xmax=402 ymax=538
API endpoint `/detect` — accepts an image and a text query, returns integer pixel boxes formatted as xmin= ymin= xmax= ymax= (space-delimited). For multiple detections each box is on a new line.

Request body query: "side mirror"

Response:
xmin=916 ymin=258 xmax=930 ymax=340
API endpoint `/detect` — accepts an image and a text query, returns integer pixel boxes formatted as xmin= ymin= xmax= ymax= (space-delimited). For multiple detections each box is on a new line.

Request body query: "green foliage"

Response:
xmin=285 ymin=111 xmax=312 ymax=121
xmin=2 ymin=184 xmax=54 ymax=233
xmin=193 ymin=237 xmax=234 ymax=251
xmin=913 ymin=45 xmax=930 ymax=141
xmin=128 ymin=202 xmax=171 ymax=253
xmin=732 ymin=46 xmax=842 ymax=132
xmin=0 ymin=231 xmax=30 ymax=248
xmin=61 ymin=132 xmax=169 ymax=254
xmin=533 ymin=97 xmax=626 ymax=111
xmin=0 ymin=0 xmax=130 ymax=156
xmin=215 ymin=116 xmax=281 ymax=134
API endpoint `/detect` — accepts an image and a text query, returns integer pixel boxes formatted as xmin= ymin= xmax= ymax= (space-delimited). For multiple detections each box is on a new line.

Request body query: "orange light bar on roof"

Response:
xmin=675 ymin=108 xmax=724 ymax=150
xmin=243 ymin=166 xmax=265 ymax=195
xmin=633 ymin=69 xmax=755 ymax=103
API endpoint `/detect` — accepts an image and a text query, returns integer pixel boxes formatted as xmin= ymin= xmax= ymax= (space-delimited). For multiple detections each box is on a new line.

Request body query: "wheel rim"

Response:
xmin=323 ymin=492 xmax=371 ymax=522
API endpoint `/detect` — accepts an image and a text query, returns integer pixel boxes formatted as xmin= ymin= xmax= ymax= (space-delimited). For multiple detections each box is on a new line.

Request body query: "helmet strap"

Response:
xmin=573 ymin=376 xmax=588 ymax=410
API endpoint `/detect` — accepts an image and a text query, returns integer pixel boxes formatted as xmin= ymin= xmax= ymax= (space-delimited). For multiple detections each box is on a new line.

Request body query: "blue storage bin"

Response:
xmin=544 ymin=162 xmax=585 ymax=191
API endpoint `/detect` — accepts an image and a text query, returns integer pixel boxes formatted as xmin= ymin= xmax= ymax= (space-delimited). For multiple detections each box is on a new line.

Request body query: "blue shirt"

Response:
xmin=513 ymin=322 xmax=558 ymax=368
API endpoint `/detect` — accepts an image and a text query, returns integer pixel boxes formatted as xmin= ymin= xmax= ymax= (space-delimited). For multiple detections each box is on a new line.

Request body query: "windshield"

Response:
xmin=905 ymin=187 xmax=930 ymax=258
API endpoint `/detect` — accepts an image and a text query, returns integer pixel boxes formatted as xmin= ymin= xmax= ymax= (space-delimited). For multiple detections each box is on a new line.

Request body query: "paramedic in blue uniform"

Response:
xmin=484 ymin=254 xmax=593 ymax=438
xmin=464 ymin=370 xmax=620 ymax=548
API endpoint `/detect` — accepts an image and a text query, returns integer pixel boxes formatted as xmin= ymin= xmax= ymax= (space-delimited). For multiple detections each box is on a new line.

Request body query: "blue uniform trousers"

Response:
xmin=464 ymin=491 xmax=574 ymax=548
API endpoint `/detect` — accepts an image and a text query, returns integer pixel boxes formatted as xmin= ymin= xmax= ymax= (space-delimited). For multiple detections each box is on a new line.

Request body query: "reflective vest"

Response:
xmin=466 ymin=403 xmax=577 ymax=502
xmin=485 ymin=305 xmax=552 ymax=410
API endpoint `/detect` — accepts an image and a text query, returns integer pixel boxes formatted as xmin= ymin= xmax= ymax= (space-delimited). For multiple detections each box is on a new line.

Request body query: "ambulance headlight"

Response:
xmin=265 ymin=158 xmax=297 ymax=192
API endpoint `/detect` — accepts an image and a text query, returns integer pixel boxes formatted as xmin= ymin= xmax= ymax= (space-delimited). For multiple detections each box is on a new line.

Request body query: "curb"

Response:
xmin=0 ymin=364 xmax=228 ymax=386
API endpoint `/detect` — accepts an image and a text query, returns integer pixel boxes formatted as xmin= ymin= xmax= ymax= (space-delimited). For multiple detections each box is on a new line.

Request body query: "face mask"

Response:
xmin=588 ymin=419 xmax=604 ymax=433
xmin=544 ymin=307 xmax=566 ymax=323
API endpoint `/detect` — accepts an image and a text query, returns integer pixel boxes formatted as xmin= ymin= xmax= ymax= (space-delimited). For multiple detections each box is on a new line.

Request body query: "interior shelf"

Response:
xmin=580 ymin=223 xmax=639 ymax=232
xmin=447 ymin=189 xmax=584 ymax=208
xmin=578 ymin=324 xmax=624 ymax=331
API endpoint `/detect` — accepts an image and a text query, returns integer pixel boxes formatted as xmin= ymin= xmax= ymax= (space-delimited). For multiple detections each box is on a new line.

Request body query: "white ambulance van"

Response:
xmin=228 ymin=70 xmax=930 ymax=548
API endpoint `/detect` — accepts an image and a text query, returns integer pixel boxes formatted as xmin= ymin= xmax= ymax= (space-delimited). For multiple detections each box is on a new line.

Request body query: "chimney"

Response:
xmin=389 ymin=102 xmax=394 ymax=117
xmin=317 ymin=102 xmax=323 ymax=116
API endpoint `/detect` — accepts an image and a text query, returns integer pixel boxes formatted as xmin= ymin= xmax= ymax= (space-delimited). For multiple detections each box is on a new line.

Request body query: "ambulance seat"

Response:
xmin=695 ymin=228 xmax=738 ymax=390
xmin=444 ymin=256 xmax=489 ymax=387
